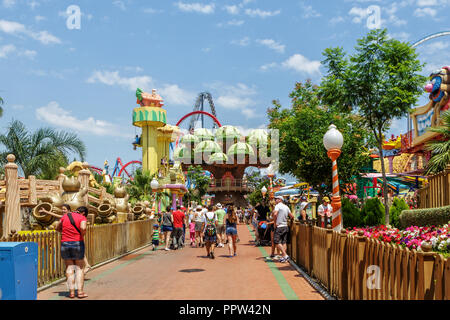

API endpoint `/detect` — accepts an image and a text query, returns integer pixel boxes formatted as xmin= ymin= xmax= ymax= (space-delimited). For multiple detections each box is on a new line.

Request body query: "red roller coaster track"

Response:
xmin=89 ymin=158 xmax=142 ymax=181
xmin=176 ymin=110 xmax=222 ymax=128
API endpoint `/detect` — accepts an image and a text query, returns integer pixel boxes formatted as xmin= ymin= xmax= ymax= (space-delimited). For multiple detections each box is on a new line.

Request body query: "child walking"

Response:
xmin=152 ymin=224 xmax=160 ymax=251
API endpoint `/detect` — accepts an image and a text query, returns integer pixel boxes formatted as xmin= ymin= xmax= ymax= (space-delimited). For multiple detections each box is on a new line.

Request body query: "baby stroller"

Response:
xmin=257 ymin=221 xmax=272 ymax=246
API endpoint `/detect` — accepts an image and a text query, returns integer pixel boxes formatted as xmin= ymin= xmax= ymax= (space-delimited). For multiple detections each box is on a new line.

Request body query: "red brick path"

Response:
xmin=37 ymin=224 xmax=324 ymax=300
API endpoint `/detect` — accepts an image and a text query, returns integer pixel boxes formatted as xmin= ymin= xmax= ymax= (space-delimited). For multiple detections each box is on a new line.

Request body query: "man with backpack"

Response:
xmin=202 ymin=205 xmax=218 ymax=259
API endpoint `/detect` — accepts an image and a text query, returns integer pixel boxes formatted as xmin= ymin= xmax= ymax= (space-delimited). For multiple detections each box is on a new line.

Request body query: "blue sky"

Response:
xmin=1 ymin=0 xmax=450 ymax=175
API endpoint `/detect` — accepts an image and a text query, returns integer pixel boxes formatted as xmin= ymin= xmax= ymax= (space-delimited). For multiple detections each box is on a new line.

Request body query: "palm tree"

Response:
xmin=126 ymin=168 xmax=155 ymax=202
xmin=426 ymin=110 xmax=450 ymax=174
xmin=0 ymin=120 xmax=86 ymax=178
xmin=0 ymin=96 xmax=4 ymax=118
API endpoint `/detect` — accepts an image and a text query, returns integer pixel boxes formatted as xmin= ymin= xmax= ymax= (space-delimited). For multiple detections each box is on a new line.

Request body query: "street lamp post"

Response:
xmin=151 ymin=178 xmax=160 ymax=214
xmin=261 ymin=186 xmax=267 ymax=199
xmin=323 ymin=124 xmax=344 ymax=231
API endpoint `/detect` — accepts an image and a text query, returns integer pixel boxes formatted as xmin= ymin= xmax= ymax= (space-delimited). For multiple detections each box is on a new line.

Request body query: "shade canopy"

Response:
xmin=180 ymin=134 xmax=199 ymax=144
xmin=194 ymin=128 xmax=215 ymax=141
xmin=215 ymin=125 xmax=241 ymax=140
xmin=194 ymin=140 xmax=222 ymax=154
xmin=247 ymin=129 xmax=269 ymax=145
xmin=227 ymin=142 xmax=255 ymax=156
xmin=208 ymin=152 xmax=229 ymax=163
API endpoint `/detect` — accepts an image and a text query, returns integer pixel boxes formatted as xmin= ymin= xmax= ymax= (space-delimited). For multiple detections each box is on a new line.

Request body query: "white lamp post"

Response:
xmin=323 ymin=124 xmax=344 ymax=231
xmin=261 ymin=186 xmax=267 ymax=198
xmin=151 ymin=178 xmax=159 ymax=213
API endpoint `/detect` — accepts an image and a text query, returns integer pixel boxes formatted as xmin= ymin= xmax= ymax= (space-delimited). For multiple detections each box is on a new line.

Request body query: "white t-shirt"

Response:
xmin=202 ymin=211 xmax=217 ymax=232
xmin=194 ymin=210 xmax=204 ymax=223
xmin=274 ymin=202 xmax=291 ymax=227
xmin=300 ymin=201 xmax=309 ymax=211
xmin=318 ymin=204 xmax=333 ymax=218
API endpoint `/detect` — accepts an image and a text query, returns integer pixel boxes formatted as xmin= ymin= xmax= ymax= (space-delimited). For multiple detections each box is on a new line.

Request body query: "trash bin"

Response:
xmin=0 ymin=242 xmax=38 ymax=300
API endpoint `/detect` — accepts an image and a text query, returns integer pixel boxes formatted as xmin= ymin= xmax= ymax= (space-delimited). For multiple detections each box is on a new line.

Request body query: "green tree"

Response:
xmin=247 ymin=176 xmax=270 ymax=207
xmin=361 ymin=197 xmax=385 ymax=227
xmin=0 ymin=96 xmax=3 ymax=118
xmin=389 ymin=197 xmax=409 ymax=228
xmin=319 ymin=29 xmax=426 ymax=224
xmin=425 ymin=110 xmax=450 ymax=174
xmin=126 ymin=168 xmax=155 ymax=202
xmin=185 ymin=165 xmax=211 ymax=203
xmin=0 ymin=120 xmax=86 ymax=177
xmin=268 ymin=81 xmax=371 ymax=194
xmin=342 ymin=197 xmax=363 ymax=229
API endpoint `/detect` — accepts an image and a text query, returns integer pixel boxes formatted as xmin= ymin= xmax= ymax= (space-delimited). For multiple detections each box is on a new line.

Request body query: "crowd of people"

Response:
xmin=153 ymin=195 xmax=295 ymax=264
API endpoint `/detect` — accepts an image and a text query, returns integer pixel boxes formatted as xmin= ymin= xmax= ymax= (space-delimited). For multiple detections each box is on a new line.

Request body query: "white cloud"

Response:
xmin=113 ymin=1 xmax=126 ymax=11
xmin=301 ymin=3 xmax=321 ymax=18
xmin=260 ymin=62 xmax=277 ymax=71
xmin=87 ymin=70 xmax=195 ymax=106
xmin=414 ymin=7 xmax=437 ymax=17
xmin=36 ymin=102 xmax=132 ymax=138
xmin=35 ymin=15 xmax=46 ymax=22
xmin=210 ymin=83 xmax=258 ymax=118
xmin=87 ymin=71 xmax=153 ymax=92
xmin=159 ymin=84 xmax=196 ymax=106
xmin=143 ymin=8 xmax=163 ymax=14
xmin=0 ymin=44 xmax=16 ymax=58
xmin=416 ymin=0 xmax=438 ymax=6
xmin=175 ymin=2 xmax=215 ymax=14
xmin=244 ymin=8 xmax=281 ymax=18
xmin=2 ymin=0 xmax=16 ymax=8
xmin=388 ymin=32 xmax=411 ymax=42
xmin=330 ymin=16 xmax=345 ymax=25
xmin=27 ymin=0 xmax=40 ymax=10
xmin=11 ymin=104 xmax=25 ymax=110
xmin=217 ymin=19 xmax=245 ymax=27
xmin=231 ymin=37 xmax=250 ymax=46
xmin=224 ymin=5 xmax=239 ymax=14
xmin=281 ymin=54 xmax=321 ymax=76
xmin=256 ymin=39 xmax=285 ymax=53
xmin=20 ymin=49 xmax=37 ymax=59
xmin=349 ymin=7 xmax=369 ymax=23
xmin=0 ymin=19 xmax=61 ymax=45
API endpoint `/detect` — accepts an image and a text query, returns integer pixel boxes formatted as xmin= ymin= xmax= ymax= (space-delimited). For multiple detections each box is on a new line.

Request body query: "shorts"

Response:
xmin=273 ymin=226 xmax=289 ymax=245
xmin=194 ymin=221 xmax=203 ymax=232
xmin=216 ymin=224 xmax=226 ymax=234
xmin=61 ymin=241 xmax=85 ymax=260
xmin=162 ymin=225 xmax=173 ymax=233
xmin=226 ymin=227 xmax=237 ymax=235
xmin=152 ymin=239 xmax=160 ymax=246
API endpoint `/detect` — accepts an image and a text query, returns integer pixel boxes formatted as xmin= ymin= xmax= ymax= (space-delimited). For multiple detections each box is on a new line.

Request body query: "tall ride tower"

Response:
xmin=132 ymin=88 xmax=167 ymax=175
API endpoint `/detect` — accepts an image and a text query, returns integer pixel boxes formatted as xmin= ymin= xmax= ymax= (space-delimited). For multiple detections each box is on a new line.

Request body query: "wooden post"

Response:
xmin=57 ymin=167 xmax=66 ymax=193
xmin=4 ymin=154 xmax=21 ymax=237
xmin=355 ymin=231 xmax=367 ymax=299
xmin=417 ymin=242 xmax=436 ymax=299
xmin=29 ymin=175 xmax=37 ymax=206
xmin=326 ymin=227 xmax=333 ymax=288
xmin=78 ymin=162 xmax=90 ymax=205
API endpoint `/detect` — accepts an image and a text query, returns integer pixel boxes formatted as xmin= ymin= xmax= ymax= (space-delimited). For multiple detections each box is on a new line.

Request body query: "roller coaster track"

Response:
xmin=411 ymin=31 xmax=450 ymax=48
xmin=188 ymin=92 xmax=218 ymax=131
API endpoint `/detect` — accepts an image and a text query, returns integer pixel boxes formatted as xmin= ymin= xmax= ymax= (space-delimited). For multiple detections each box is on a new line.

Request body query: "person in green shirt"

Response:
xmin=152 ymin=224 xmax=160 ymax=251
xmin=214 ymin=203 xmax=226 ymax=248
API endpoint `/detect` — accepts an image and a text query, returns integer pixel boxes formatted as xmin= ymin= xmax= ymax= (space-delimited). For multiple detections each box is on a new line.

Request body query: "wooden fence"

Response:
xmin=288 ymin=221 xmax=450 ymax=300
xmin=1 ymin=219 xmax=155 ymax=288
xmin=418 ymin=164 xmax=450 ymax=209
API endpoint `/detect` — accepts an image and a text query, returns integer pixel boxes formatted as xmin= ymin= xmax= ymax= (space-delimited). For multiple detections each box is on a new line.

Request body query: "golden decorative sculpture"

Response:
xmin=97 ymin=186 xmax=130 ymax=224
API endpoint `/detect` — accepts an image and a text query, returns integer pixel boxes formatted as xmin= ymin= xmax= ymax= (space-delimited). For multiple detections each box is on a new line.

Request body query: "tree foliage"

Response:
xmin=126 ymin=168 xmax=155 ymax=202
xmin=0 ymin=120 xmax=86 ymax=178
xmin=267 ymin=80 xmax=371 ymax=194
xmin=318 ymin=28 xmax=426 ymax=224
xmin=185 ymin=165 xmax=211 ymax=203
xmin=425 ymin=110 xmax=450 ymax=174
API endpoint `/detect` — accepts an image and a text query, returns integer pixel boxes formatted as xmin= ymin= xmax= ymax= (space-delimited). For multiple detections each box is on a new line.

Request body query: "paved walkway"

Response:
xmin=37 ymin=224 xmax=324 ymax=300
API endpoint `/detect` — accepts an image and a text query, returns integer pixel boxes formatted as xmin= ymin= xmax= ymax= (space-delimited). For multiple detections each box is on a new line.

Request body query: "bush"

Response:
xmin=399 ymin=205 xmax=450 ymax=228
xmin=342 ymin=197 xmax=363 ymax=228
xmin=389 ymin=197 xmax=409 ymax=228
xmin=361 ymin=198 xmax=385 ymax=226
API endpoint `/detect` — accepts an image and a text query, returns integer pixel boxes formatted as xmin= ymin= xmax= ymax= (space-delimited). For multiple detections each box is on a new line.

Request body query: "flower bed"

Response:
xmin=346 ymin=222 xmax=450 ymax=256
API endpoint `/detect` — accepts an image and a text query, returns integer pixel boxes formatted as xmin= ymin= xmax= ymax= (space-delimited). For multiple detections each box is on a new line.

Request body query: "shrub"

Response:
xmin=399 ymin=205 xmax=450 ymax=228
xmin=342 ymin=197 xmax=363 ymax=228
xmin=361 ymin=198 xmax=385 ymax=226
xmin=389 ymin=197 xmax=409 ymax=228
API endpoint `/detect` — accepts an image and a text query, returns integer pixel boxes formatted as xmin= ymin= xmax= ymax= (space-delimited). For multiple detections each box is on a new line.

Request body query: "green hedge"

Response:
xmin=399 ymin=205 xmax=450 ymax=228
xmin=389 ymin=198 xmax=409 ymax=228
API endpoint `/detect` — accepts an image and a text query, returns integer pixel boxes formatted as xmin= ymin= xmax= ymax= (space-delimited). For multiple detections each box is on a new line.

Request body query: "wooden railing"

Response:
xmin=1 ymin=219 xmax=155 ymax=287
xmin=208 ymin=179 xmax=250 ymax=192
xmin=0 ymin=155 xmax=114 ymax=237
xmin=288 ymin=221 xmax=450 ymax=300
xmin=418 ymin=164 xmax=450 ymax=209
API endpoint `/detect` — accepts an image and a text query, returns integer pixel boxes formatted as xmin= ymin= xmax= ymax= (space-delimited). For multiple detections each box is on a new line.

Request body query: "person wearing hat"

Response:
xmin=194 ymin=205 xmax=205 ymax=247
xmin=214 ymin=203 xmax=226 ymax=248
xmin=272 ymin=196 xmax=294 ymax=263
xmin=298 ymin=196 xmax=309 ymax=221
xmin=318 ymin=196 xmax=333 ymax=228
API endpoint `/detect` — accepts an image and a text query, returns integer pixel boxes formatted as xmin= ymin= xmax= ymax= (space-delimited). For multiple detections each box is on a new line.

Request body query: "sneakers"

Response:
xmin=210 ymin=251 xmax=215 ymax=259
xmin=279 ymin=256 xmax=290 ymax=263
xmin=164 ymin=248 xmax=170 ymax=251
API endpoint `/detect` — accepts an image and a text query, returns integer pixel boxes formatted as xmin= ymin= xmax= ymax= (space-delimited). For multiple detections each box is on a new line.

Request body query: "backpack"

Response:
xmin=204 ymin=213 xmax=216 ymax=237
